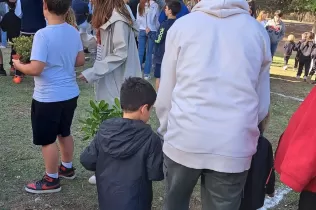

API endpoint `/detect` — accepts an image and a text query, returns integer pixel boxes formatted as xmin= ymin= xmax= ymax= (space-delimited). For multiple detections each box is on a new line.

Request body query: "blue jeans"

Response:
xmin=1 ymin=30 xmax=7 ymax=47
xmin=270 ymin=42 xmax=279 ymax=57
xmin=138 ymin=30 xmax=156 ymax=75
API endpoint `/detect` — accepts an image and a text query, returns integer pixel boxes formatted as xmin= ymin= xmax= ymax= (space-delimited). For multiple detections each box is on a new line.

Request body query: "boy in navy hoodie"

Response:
xmin=154 ymin=0 xmax=181 ymax=90
xmin=80 ymin=77 xmax=164 ymax=210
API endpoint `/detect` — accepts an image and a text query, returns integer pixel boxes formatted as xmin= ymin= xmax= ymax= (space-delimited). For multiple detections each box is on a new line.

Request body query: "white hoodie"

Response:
xmin=155 ymin=0 xmax=271 ymax=173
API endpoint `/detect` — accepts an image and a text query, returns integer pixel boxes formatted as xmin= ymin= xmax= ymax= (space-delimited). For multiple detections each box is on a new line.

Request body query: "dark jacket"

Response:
xmin=21 ymin=0 xmax=46 ymax=34
xmin=295 ymin=39 xmax=305 ymax=58
xmin=239 ymin=135 xmax=275 ymax=210
xmin=158 ymin=0 xmax=189 ymax=23
xmin=72 ymin=0 xmax=89 ymax=26
xmin=284 ymin=41 xmax=295 ymax=56
xmin=128 ymin=0 xmax=139 ymax=20
xmin=299 ymin=41 xmax=315 ymax=60
xmin=0 ymin=9 xmax=21 ymax=42
xmin=80 ymin=118 xmax=164 ymax=210
xmin=154 ymin=19 xmax=176 ymax=64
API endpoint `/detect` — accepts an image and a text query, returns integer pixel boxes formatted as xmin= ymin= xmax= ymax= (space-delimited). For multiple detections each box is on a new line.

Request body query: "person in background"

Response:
xmin=265 ymin=10 xmax=285 ymax=58
xmin=0 ymin=0 xmax=21 ymax=74
xmin=124 ymin=0 xmax=137 ymax=28
xmin=275 ymin=86 xmax=316 ymax=210
xmin=137 ymin=0 xmax=160 ymax=80
xmin=13 ymin=0 xmax=46 ymax=83
xmin=296 ymin=32 xmax=315 ymax=82
xmin=80 ymin=77 xmax=163 ymax=210
xmin=0 ymin=48 xmax=6 ymax=75
xmin=128 ymin=0 xmax=140 ymax=19
xmin=13 ymin=0 xmax=85 ymax=194
xmin=0 ymin=1 xmax=7 ymax=48
xmin=283 ymin=34 xmax=295 ymax=70
xmin=294 ymin=32 xmax=307 ymax=69
xmin=78 ymin=0 xmax=142 ymax=185
xmin=154 ymin=0 xmax=180 ymax=90
xmin=158 ymin=0 xmax=188 ymax=23
xmin=239 ymin=113 xmax=275 ymax=210
xmin=72 ymin=0 xmax=89 ymax=33
xmin=256 ymin=10 xmax=267 ymax=27
xmin=248 ymin=0 xmax=256 ymax=18
xmin=155 ymin=0 xmax=271 ymax=208
xmin=65 ymin=8 xmax=78 ymax=30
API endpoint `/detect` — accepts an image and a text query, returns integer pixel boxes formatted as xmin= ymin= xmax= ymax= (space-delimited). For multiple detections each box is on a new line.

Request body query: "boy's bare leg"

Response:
xmin=58 ymin=135 xmax=74 ymax=163
xmin=42 ymin=143 xmax=59 ymax=174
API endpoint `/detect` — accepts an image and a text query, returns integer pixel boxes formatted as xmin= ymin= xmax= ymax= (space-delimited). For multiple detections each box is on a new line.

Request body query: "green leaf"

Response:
xmin=90 ymin=100 xmax=98 ymax=110
xmin=114 ymin=98 xmax=121 ymax=108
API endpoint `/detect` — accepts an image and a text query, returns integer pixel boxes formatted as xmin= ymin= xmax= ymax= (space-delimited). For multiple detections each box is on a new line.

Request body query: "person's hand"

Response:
xmin=12 ymin=59 xmax=21 ymax=70
xmin=78 ymin=74 xmax=88 ymax=83
xmin=146 ymin=27 xmax=151 ymax=34
xmin=267 ymin=193 xmax=275 ymax=198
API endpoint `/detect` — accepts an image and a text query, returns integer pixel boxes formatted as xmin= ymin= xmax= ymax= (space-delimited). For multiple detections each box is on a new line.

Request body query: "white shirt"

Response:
xmin=136 ymin=0 xmax=160 ymax=31
xmin=155 ymin=0 xmax=271 ymax=173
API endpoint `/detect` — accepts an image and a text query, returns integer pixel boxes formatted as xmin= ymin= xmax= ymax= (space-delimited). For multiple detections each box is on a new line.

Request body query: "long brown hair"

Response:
xmin=138 ymin=0 xmax=150 ymax=16
xmin=92 ymin=0 xmax=132 ymax=29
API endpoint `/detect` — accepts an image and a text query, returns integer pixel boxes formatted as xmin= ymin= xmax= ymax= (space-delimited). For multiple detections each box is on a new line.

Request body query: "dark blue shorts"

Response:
xmin=154 ymin=63 xmax=161 ymax=78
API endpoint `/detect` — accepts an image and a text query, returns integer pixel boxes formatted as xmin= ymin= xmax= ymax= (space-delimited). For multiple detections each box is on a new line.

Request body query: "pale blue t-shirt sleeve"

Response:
xmin=30 ymin=31 xmax=48 ymax=63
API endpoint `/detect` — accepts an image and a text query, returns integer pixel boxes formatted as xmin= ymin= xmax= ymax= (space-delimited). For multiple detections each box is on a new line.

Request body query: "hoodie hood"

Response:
xmin=99 ymin=118 xmax=153 ymax=159
xmin=192 ymin=0 xmax=249 ymax=18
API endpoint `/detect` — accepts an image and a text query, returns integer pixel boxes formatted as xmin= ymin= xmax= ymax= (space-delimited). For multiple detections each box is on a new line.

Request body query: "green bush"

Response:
xmin=80 ymin=98 xmax=123 ymax=141
xmin=12 ymin=36 xmax=34 ymax=63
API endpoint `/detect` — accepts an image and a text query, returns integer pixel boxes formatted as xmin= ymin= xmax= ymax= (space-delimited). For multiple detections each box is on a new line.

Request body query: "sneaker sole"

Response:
xmin=59 ymin=174 xmax=76 ymax=180
xmin=25 ymin=187 xmax=61 ymax=194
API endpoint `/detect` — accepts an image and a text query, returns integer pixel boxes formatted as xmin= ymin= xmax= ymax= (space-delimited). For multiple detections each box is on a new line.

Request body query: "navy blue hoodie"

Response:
xmin=80 ymin=118 xmax=164 ymax=210
xmin=20 ymin=0 xmax=46 ymax=34
xmin=154 ymin=18 xmax=176 ymax=64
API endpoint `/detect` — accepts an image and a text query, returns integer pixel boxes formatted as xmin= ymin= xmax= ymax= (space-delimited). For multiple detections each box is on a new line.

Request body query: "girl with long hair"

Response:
xmin=256 ymin=10 xmax=267 ymax=27
xmin=79 ymin=0 xmax=142 ymax=184
xmin=137 ymin=0 xmax=160 ymax=80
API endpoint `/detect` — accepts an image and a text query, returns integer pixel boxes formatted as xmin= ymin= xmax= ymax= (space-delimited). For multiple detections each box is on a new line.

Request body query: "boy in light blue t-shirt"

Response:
xmin=12 ymin=0 xmax=85 ymax=194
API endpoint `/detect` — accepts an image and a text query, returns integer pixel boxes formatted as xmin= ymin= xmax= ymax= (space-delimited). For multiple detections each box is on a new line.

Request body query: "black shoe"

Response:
xmin=59 ymin=164 xmax=76 ymax=180
xmin=0 ymin=68 xmax=6 ymax=76
xmin=25 ymin=174 xmax=61 ymax=194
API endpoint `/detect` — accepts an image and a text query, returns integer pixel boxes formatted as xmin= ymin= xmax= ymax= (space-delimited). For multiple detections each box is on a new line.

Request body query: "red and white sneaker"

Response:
xmin=59 ymin=164 xmax=76 ymax=180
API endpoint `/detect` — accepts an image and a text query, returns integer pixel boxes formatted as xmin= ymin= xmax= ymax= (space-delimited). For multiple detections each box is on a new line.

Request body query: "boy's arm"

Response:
xmin=80 ymin=135 xmax=99 ymax=172
xmin=13 ymin=32 xmax=47 ymax=76
xmin=155 ymin=23 xmax=167 ymax=44
xmin=146 ymin=135 xmax=164 ymax=181
xmin=266 ymin=142 xmax=275 ymax=196
xmin=75 ymin=34 xmax=85 ymax=67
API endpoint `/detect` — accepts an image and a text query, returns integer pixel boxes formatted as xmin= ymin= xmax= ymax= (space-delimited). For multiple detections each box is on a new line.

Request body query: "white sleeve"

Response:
xmin=257 ymin=32 xmax=272 ymax=123
xmin=155 ymin=28 xmax=178 ymax=137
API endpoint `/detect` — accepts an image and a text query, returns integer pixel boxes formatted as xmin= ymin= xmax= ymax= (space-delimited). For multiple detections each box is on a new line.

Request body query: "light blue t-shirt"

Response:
xmin=31 ymin=23 xmax=83 ymax=102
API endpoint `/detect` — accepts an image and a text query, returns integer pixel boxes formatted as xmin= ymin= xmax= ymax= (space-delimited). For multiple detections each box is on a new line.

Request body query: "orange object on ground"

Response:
xmin=13 ymin=75 xmax=22 ymax=84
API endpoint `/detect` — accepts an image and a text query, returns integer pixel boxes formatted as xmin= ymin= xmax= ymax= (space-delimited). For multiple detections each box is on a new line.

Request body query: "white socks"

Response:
xmin=47 ymin=172 xmax=58 ymax=179
xmin=62 ymin=161 xmax=73 ymax=169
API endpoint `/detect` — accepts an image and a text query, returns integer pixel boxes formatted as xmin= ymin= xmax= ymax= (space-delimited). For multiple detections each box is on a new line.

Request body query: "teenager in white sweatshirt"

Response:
xmin=155 ymin=0 xmax=271 ymax=209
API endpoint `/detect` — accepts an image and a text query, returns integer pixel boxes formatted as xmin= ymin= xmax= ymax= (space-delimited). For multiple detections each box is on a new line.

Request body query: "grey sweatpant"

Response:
xmin=163 ymin=155 xmax=248 ymax=210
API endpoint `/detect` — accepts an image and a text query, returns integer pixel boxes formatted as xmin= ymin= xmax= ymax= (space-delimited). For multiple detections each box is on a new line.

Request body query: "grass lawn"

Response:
xmin=0 ymin=47 xmax=313 ymax=209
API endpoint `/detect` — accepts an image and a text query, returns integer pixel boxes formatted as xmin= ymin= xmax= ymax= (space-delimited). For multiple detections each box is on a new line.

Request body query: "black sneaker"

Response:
xmin=0 ymin=68 xmax=6 ymax=76
xmin=25 ymin=175 xmax=61 ymax=194
xmin=59 ymin=164 xmax=76 ymax=180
